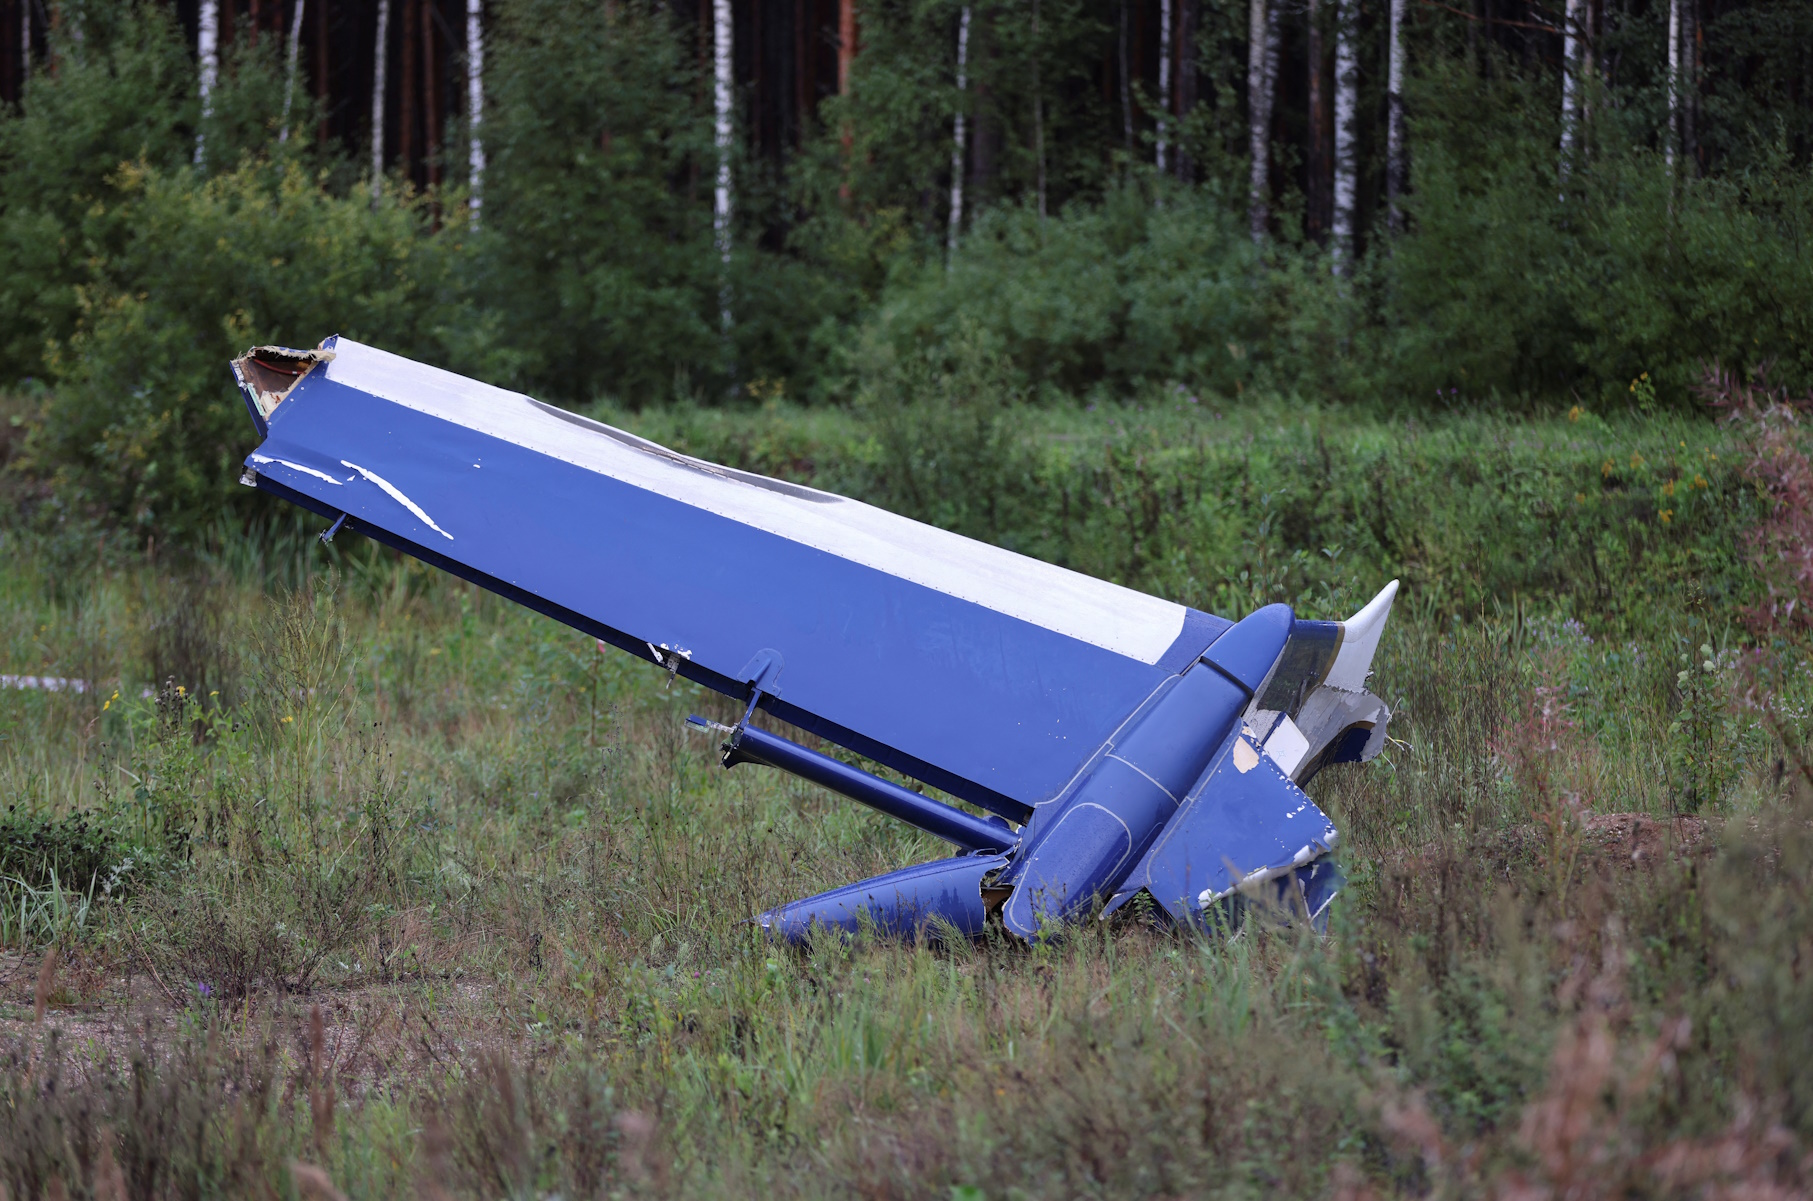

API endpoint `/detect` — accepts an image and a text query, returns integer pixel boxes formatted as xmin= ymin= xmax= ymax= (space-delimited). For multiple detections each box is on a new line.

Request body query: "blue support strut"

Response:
xmin=695 ymin=718 xmax=1016 ymax=854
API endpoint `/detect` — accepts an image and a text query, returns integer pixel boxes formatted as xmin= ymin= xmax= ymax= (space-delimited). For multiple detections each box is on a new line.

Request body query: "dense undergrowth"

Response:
xmin=1 ymin=390 xmax=1809 ymax=1198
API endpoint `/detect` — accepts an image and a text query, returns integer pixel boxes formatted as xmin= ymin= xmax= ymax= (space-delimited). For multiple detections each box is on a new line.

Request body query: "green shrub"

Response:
xmin=22 ymin=159 xmax=467 ymax=536
xmin=0 ymin=0 xmax=330 ymax=386
xmin=861 ymin=183 xmax=1262 ymax=400
xmin=1384 ymin=61 xmax=1813 ymax=407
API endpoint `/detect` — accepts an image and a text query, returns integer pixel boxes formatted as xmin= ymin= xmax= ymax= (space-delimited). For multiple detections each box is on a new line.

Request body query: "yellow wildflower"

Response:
xmin=1692 ymin=474 xmax=1707 ymax=489
xmin=1602 ymin=459 xmax=1615 ymax=477
xmin=1630 ymin=452 xmax=1644 ymax=469
xmin=282 ymin=715 xmax=294 ymax=724
xmin=1663 ymin=480 xmax=1676 ymax=498
xmin=1568 ymin=405 xmax=1582 ymax=422
xmin=1659 ymin=509 xmax=1673 ymax=524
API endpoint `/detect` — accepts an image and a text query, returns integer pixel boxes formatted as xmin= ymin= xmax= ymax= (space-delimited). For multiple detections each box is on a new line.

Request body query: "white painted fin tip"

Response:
xmin=1347 ymin=579 xmax=1400 ymax=635
xmin=1324 ymin=579 xmax=1399 ymax=692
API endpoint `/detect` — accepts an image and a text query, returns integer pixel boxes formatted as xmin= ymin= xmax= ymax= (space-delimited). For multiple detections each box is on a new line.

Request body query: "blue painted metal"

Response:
xmin=229 ymin=341 xmax=1400 ymax=947
xmin=998 ymin=605 xmax=1294 ymax=938
xmin=1132 ymin=725 xmax=1340 ymax=922
xmin=237 ymin=345 xmax=1225 ymax=822
xmin=702 ymin=719 xmax=1015 ymax=853
xmin=756 ymin=853 xmax=1009 ymax=941
xmin=1199 ymin=603 xmax=1296 ymax=696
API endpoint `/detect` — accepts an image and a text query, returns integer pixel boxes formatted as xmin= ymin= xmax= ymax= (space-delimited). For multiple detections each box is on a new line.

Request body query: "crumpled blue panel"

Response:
xmin=757 ymin=854 xmax=1008 ymax=941
xmin=999 ymin=604 xmax=1293 ymax=937
xmin=1134 ymin=725 xmax=1340 ymax=920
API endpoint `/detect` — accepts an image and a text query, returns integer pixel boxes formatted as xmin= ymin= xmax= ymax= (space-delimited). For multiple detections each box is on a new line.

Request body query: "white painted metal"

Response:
xmin=1263 ymin=714 xmax=1311 ymax=775
xmin=313 ymin=338 xmax=1193 ymax=665
xmin=1325 ymin=579 xmax=1398 ymax=691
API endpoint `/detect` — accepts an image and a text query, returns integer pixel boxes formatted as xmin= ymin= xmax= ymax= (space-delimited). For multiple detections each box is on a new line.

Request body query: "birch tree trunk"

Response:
xmin=1386 ymin=0 xmax=1406 ymax=233
xmin=1247 ymin=0 xmax=1279 ymax=242
xmin=714 ymin=0 xmax=733 ymax=333
xmin=1681 ymin=0 xmax=1695 ymax=171
xmin=372 ymin=0 xmax=392 ymax=205
xmin=1307 ymin=0 xmax=1324 ymax=237
xmin=1558 ymin=0 xmax=1580 ymax=181
xmin=1665 ymin=0 xmax=1680 ymax=173
xmin=279 ymin=0 xmax=306 ymax=143
xmin=947 ymin=6 xmax=971 ymax=259
xmin=1156 ymin=0 xmax=1171 ymax=172
xmin=1331 ymin=0 xmax=1356 ymax=272
xmin=194 ymin=0 xmax=219 ymax=166
xmin=467 ymin=0 xmax=485 ymax=226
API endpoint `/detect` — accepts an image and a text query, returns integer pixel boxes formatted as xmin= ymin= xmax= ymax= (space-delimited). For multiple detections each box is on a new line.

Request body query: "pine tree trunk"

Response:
xmin=372 ymin=0 xmax=391 ymax=205
xmin=838 ymin=0 xmax=855 ymax=199
xmin=1331 ymin=0 xmax=1356 ymax=272
xmin=467 ymin=0 xmax=485 ymax=226
xmin=1156 ymin=0 xmax=1171 ymax=172
xmin=195 ymin=0 xmax=219 ymax=166
xmin=280 ymin=0 xmax=306 ymax=143
xmin=21 ymin=0 xmax=31 ymax=92
xmin=1247 ymin=0 xmax=1278 ymax=242
xmin=714 ymin=0 xmax=733 ymax=333
xmin=1386 ymin=0 xmax=1406 ymax=232
xmin=947 ymin=5 xmax=971 ymax=259
xmin=838 ymin=0 xmax=854 ymax=91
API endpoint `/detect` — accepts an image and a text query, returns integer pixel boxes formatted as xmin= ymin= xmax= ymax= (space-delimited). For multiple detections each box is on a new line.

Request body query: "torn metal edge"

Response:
xmin=231 ymin=343 xmax=337 ymax=438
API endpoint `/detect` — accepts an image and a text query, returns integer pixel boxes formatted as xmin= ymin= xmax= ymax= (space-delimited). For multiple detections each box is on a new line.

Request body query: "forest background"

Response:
xmin=1 ymin=0 xmax=1813 ymax=1197
xmin=0 ymin=0 xmax=1806 ymax=539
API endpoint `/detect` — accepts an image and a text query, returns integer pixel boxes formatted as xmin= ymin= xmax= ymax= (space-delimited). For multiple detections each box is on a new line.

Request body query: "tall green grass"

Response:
xmin=0 ymin=402 xmax=1807 ymax=1198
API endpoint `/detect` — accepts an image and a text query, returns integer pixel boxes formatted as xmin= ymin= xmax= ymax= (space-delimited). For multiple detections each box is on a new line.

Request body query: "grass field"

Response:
xmin=1 ymin=399 xmax=1809 ymax=1199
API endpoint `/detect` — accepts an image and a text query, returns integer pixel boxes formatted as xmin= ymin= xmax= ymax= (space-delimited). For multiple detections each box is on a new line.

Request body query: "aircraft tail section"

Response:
xmin=1245 ymin=580 xmax=1399 ymax=785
